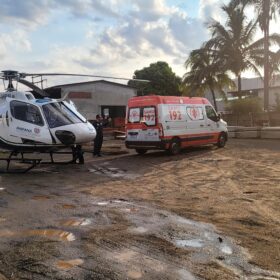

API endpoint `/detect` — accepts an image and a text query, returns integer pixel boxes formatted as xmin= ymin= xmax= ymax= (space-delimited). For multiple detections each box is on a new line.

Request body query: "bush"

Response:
xmin=228 ymin=97 xmax=263 ymax=114
xmin=274 ymin=93 xmax=280 ymax=112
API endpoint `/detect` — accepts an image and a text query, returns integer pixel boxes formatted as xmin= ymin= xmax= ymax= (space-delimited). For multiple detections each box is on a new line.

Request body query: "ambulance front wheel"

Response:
xmin=168 ymin=138 xmax=181 ymax=155
xmin=217 ymin=132 xmax=227 ymax=148
xmin=135 ymin=148 xmax=147 ymax=155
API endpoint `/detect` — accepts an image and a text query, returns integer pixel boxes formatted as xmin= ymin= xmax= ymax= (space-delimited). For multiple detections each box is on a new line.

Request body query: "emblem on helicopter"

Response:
xmin=34 ymin=128 xmax=40 ymax=134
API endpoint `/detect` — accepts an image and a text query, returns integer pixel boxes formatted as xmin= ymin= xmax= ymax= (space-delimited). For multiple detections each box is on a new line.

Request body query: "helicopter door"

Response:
xmin=8 ymin=100 xmax=53 ymax=145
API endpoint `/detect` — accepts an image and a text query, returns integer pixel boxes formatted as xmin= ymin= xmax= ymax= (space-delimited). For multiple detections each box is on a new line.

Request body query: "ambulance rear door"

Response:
xmin=127 ymin=106 xmax=160 ymax=142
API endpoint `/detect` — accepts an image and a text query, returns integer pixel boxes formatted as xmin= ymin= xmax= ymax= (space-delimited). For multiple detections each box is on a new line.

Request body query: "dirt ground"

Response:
xmin=0 ymin=138 xmax=279 ymax=280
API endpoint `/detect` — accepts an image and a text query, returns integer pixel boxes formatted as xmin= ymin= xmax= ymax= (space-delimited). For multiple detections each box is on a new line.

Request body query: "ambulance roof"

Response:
xmin=128 ymin=95 xmax=210 ymax=106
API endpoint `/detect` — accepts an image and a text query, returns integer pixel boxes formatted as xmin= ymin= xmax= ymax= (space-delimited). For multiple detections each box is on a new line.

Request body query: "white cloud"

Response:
xmin=0 ymin=30 xmax=32 ymax=59
xmin=0 ymin=0 xmax=55 ymax=28
xmin=0 ymin=0 xmax=123 ymax=29
xmin=45 ymin=1 xmax=209 ymax=79
xmin=168 ymin=10 xmax=208 ymax=51
xmin=199 ymin=0 xmax=226 ymax=23
xmin=130 ymin=0 xmax=171 ymax=21
xmin=0 ymin=0 xmax=210 ymax=84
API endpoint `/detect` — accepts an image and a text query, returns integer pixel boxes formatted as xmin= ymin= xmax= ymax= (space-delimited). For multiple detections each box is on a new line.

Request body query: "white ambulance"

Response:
xmin=125 ymin=95 xmax=228 ymax=155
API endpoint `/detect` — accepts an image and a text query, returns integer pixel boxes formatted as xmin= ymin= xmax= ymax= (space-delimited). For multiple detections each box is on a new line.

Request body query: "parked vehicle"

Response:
xmin=125 ymin=95 xmax=228 ymax=155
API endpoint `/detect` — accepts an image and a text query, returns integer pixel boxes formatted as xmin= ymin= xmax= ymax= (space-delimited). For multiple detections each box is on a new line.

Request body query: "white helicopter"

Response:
xmin=0 ymin=70 xmax=148 ymax=173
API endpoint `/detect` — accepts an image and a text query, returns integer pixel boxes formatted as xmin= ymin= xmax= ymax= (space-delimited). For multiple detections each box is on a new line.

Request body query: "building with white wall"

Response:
xmin=46 ymin=80 xmax=137 ymax=123
xmin=205 ymin=75 xmax=280 ymax=112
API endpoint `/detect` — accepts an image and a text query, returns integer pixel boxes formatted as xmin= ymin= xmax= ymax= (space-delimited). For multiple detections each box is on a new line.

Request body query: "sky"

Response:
xmin=0 ymin=0 xmax=279 ymax=89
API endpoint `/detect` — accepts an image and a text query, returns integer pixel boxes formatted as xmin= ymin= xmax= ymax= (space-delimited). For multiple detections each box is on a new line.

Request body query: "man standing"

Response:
xmin=92 ymin=114 xmax=109 ymax=157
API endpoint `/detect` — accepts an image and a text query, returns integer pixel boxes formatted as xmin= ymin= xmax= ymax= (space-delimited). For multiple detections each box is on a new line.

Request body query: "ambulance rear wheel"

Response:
xmin=168 ymin=139 xmax=181 ymax=155
xmin=217 ymin=132 xmax=226 ymax=148
xmin=135 ymin=148 xmax=147 ymax=155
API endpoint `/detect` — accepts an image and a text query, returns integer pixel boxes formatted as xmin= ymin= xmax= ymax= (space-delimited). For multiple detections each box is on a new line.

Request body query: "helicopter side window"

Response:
xmin=10 ymin=101 xmax=44 ymax=126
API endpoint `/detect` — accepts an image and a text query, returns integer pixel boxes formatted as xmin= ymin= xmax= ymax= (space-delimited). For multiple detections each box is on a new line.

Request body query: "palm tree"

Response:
xmin=233 ymin=0 xmax=280 ymax=109
xmin=183 ymin=48 xmax=235 ymax=111
xmin=205 ymin=2 xmax=280 ymax=98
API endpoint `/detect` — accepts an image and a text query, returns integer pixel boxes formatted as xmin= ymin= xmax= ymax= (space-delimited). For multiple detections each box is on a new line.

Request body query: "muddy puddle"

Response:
xmin=32 ymin=195 xmax=51 ymax=200
xmin=90 ymin=199 xmax=280 ymax=280
xmin=0 ymin=229 xmax=75 ymax=241
xmin=56 ymin=259 xmax=84 ymax=270
xmin=60 ymin=218 xmax=91 ymax=227
xmin=60 ymin=204 xmax=76 ymax=209
xmin=88 ymin=163 xmax=137 ymax=179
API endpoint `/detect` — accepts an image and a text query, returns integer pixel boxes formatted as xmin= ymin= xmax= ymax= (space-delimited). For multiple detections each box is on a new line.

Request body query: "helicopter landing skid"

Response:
xmin=0 ymin=146 xmax=84 ymax=173
xmin=41 ymin=149 xmax=84 ymax=165
xmin=0 ymin=152 xmax=42 ymax=174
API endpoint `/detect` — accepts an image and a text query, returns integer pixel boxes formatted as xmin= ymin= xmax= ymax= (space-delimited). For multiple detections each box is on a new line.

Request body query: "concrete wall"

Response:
xmin=257 ymin=89 xmax=280 ymax=109
xmin=223 ymin=112 xmax=280 ymax=127
xmin=228 ymin=126 xmax=280 ymax=139
xmin=60 ymin=82 xmax=136 ymax=120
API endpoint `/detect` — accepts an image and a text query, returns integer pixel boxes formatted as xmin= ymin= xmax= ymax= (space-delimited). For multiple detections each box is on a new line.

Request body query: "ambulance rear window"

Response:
xmin=128 ymin=107 xmax=156 ymax=126
xmin=128 ymin=107 xmax=140 ymax=123
xmin=143 ymin=107 xmax=156 ymax=126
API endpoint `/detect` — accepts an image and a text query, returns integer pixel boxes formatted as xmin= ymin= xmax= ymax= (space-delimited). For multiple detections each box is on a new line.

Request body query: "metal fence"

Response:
xmin=223 ymin=112 xmax=280 ymax=127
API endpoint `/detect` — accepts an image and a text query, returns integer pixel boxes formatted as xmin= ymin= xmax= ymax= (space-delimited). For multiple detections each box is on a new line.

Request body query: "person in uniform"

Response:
xmin=92 ymin=114 xmax=109 ymax=156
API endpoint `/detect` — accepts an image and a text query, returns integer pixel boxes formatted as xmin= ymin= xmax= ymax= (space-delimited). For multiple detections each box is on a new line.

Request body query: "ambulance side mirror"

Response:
xmin=216 ymin=113 xmax=221 ymax=122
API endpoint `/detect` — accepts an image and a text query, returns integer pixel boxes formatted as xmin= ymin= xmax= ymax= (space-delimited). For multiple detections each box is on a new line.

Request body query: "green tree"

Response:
xmin=205 ymin=1 xmax=280 ymax=98
xmin=128 ymin=61 xmax=182 ymax=96
xmin=183 ymin=48 xmax=235 ymax=111
xmin=233 ymin=0 xmax=280 ymax=109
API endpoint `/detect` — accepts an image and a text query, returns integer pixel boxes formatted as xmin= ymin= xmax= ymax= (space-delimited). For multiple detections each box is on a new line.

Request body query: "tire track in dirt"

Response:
xmin=86 ymin=144 xmax=280 ymax=277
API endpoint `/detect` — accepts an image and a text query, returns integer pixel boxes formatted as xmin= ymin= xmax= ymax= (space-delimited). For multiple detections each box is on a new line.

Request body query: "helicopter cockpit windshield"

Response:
xmin=42 ymin=102 xmax=83 ymax=128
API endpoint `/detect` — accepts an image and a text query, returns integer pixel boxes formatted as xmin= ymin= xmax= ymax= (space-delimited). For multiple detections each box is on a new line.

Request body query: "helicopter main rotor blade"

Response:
xmin=18 ymin=79 xmax=48 ymax=97
xmin=21 ymin=73 xmax=150 ymax=83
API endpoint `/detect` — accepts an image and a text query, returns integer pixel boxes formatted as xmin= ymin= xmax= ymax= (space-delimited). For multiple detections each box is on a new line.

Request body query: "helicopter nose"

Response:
xmin=55 ymin=130 xmax=76 ymax=145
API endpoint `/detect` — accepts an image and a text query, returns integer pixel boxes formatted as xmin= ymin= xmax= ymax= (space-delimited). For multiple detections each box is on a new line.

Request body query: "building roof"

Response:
xmin=46 ymin=79 xmax=136 ymax=90
xmin=232 ymin=75 xmax=280 ymax=91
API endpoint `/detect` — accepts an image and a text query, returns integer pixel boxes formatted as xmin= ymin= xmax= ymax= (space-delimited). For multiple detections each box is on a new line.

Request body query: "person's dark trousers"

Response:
xmin=93 ymin=135 xmax=103 ymax=156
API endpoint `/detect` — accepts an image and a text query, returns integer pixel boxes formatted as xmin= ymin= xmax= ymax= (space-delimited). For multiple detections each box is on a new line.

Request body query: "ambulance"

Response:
xmin=125 ymin=95 xmax=228 ymax=155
